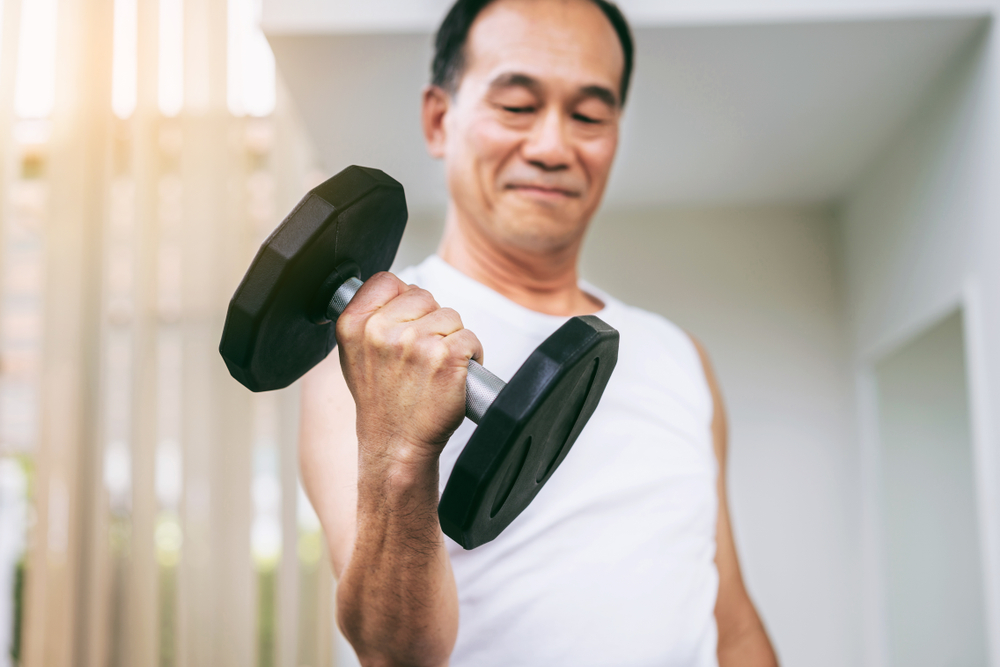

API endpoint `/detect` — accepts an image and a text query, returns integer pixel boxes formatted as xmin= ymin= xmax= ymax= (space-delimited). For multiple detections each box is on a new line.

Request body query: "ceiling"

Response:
xmin=263 ymin=0 xmax=991 ymax=32
xmin=266 ymin=14 xmax=986 ymax=211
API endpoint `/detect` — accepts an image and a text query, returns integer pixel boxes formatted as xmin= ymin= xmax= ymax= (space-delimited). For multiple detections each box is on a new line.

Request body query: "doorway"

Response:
xmin=874 ymin=309 xmax=988 ymax=666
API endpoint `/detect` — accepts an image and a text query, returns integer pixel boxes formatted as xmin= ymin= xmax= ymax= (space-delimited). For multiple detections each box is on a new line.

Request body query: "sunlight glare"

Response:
xmin=112 ymin=0 xmax=138 ymax=119
xmin=228 ymin=0 xmax=275 ymax=117
xmin=14 ymin=0 xmax=58 ymax=119
xmin=159 ymin=0 xmax=183 ymax=117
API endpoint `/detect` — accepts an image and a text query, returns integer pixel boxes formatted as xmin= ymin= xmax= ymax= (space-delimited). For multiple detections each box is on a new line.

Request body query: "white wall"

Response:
xmin=874 ymin=310 xmax=988 ymax=667
xmin=840 ymin=20 xmax=1000 ymax=667
xmin=579 ymin=206 xmax=858 ymax=666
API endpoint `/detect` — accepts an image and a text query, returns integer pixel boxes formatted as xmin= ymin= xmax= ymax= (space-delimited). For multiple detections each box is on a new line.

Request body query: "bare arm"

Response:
xmin=691 ymin=337 xmax=779 ymax=667
xmin=299 ymin=273 xmax=481 ymax=667
xmin=300 ymin=349 xmax=358 ymax=576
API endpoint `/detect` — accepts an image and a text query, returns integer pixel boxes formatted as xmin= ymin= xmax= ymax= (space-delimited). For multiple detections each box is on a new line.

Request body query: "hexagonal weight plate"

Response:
xmin=220 ymin=166 xmax=407 ymax=391
xmin=439 ymin=315 xmax=619 ymax=549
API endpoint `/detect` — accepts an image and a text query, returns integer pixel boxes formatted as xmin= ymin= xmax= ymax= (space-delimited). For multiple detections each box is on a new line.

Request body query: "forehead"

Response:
xmin=462 ymin=0 xmax=624 ymax=98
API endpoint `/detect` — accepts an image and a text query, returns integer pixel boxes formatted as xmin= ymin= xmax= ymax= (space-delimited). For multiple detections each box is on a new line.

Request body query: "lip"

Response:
xmin=505 ymin=183 xmax=581 ymax=199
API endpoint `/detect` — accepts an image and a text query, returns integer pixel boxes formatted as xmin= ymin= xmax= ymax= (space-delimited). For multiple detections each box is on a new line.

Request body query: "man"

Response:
xmin=299 ymin=0 xmax=778 ymax=665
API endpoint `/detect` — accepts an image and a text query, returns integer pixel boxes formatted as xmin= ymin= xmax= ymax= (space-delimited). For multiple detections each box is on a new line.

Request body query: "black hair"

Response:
xmin=431 ymin=0 xmax=635 ymax=106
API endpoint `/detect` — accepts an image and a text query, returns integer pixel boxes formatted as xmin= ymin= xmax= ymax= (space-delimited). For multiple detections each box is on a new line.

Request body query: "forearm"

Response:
xmin=717 ymin=601 xmax=778 ymax=667
xmin=336 ymin=440 xmax=458 ymax=667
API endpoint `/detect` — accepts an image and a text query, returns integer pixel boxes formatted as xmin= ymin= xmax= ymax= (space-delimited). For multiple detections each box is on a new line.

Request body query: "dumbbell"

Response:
xmin=219 ymin=166 xmax=618 ymax=549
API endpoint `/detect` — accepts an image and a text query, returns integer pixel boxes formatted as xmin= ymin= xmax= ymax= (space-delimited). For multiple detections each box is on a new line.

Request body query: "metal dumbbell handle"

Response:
xmin=328 ymin=277 xmax=507 ymax=424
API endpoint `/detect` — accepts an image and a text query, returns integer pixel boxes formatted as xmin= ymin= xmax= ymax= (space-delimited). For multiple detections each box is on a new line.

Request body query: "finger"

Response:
xmin=410 ymin=307 xmax=464 ymax=338
xmin=342 ymin=272 xmax=407 ymax=318
xmin=441 ymin=327 xmax=485 ymax=367
xmin=375 ymin=287 xmax=441 ymax=324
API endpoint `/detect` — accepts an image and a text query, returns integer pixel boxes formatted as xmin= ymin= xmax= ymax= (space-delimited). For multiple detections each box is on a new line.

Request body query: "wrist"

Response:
xmin=358 ymin=432 xmax=441 ymax=488
xmin=355 ymin=434 xmax=445 ymax=546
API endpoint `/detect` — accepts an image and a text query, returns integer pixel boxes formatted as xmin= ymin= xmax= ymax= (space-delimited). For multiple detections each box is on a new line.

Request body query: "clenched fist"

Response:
xmin=335 ymin=271 xmax=484 ymax=467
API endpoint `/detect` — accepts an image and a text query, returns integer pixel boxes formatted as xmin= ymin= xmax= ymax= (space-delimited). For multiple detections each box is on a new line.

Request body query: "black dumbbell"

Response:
xmin=219 ymin=166 xmax=619 ymax=549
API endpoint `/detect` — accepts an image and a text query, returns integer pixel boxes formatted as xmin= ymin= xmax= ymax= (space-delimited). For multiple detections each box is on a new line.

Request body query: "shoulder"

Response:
xmin=594 ymin=288 xmax=705 ymax=388
xmin=686 ymin=333 xmax=725 ymax=429
xmin=687 ymin=334 xmax=719 ymax=385
xmin=587 ymin=285 xmax=715 ymax=422
xmin=612 ymin=301 xmax=725 ymax=460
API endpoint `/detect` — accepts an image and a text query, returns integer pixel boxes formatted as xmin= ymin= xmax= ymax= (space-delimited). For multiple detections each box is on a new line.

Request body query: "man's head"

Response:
xmin=422 ymin=0 xmax=633 ymax=257
xmin=432 ymin=0 xmax=634 ymax=106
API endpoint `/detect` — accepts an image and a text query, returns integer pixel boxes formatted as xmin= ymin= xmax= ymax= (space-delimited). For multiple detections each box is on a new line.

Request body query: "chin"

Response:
xmin=492 ymin=211 xmax=586 ymax=256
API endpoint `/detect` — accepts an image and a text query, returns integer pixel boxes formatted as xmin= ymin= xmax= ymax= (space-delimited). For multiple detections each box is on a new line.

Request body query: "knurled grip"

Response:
xmin=465 ymin=360 xmax=506 ymax=424
xmin=327 ymin=276 xmax=363 ymax=320
xmin=325 ymin=275 xmax=508 ymax=422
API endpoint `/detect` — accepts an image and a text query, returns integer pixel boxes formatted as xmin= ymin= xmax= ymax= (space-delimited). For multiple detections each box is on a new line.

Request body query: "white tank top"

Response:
xmin=397 ymin=256 xmax=719 ymax=667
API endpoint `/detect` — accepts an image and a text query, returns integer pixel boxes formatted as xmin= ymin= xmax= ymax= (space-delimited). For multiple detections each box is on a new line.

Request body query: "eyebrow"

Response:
xmin=578 ymin=84 xmax=618 ymax=109
xmin=487 ymin=72 xmax=619 ymax=109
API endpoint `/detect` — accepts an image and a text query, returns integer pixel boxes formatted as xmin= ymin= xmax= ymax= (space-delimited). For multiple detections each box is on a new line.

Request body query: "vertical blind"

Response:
xmin=0 ymin=0 xmax=336 ymax=665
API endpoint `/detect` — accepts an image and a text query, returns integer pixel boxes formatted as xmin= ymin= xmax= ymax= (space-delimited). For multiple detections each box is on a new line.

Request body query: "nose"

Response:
xmin=521 ymin=107 xmax=572 ymax=172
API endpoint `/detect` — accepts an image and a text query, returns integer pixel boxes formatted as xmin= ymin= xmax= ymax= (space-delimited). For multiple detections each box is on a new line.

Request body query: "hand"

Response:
xmin=335 ymin=272 xmax=484 ymax=467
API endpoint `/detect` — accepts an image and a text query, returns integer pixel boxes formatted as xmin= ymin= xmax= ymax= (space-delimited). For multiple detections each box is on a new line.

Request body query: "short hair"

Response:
xmin=431 ymin=0 xmax=635 ymax=106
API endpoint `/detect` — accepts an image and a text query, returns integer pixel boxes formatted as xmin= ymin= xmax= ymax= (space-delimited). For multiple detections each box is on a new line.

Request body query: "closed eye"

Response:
xmin=573 ymin=113 xmax=602 ymax=124
xmin=503 ymin=106 xmax=536 ymax=114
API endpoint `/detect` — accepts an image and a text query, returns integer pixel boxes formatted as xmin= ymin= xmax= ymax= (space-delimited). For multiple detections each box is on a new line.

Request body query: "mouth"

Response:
xmin=505 ymin=183 xmax=581 ymax=199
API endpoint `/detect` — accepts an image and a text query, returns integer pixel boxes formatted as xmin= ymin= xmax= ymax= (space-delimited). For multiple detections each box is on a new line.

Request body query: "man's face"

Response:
xmin=426 ymin=0 xmax=624 ymax=255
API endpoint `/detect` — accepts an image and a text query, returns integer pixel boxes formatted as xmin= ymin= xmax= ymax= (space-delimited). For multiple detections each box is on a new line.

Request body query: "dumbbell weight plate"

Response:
xmin=439 ymin=315 xmax=618 ymax=549
xmin=219 ymin=166 xmax=407 ymax=392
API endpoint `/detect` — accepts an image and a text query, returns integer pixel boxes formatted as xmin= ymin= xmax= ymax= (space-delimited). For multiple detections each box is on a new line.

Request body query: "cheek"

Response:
xmin=462 ymin=115 xmax=523 ymax=166
xmin=579 ymin=134 xmax=619 ymax=184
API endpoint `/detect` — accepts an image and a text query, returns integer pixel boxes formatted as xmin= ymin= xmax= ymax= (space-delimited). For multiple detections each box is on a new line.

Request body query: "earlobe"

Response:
xmin=422 ymin=85 xmax=449 ymax=159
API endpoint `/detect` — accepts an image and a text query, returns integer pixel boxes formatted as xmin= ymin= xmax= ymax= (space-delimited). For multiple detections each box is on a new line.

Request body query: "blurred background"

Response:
xmin=0 ymin=0 xmax=999 ymax=666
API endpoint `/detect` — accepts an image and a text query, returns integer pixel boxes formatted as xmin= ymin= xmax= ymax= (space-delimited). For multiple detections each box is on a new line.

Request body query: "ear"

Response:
xmin=422 ymin=85 xmax=450 ymax=159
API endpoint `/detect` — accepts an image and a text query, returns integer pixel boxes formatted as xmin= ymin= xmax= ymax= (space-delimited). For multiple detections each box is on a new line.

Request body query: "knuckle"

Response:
xmin=432 ymin=337 xmax=453 ymax=361
xmin=362 ymin=315 xmax=393 ymax=351
xmin=367 ymin=271 xmax=394 ymax=285
xmin=424 ymin=341 xmax=453 ymax=370
xmin=458 ymin=330 xmax=484 ymax=361
xmin=334 ymin=311 xmax=359 ymax=341
xmin=361 ymin=271 xmax=401 ymax=298
xmin=439 ymin=307 xmax=462 ymax=327
xmin=396 ymin=325 xmax=419 ymax=352
xmin=412 ymin=288 xmax=439 ymax=310
xmin=456 ymin=327 xmax=480 ymax=347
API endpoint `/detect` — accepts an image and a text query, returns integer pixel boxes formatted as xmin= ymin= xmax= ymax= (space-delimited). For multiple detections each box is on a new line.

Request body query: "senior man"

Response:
xmin=300 ymin=1 xmax=778 ymax=665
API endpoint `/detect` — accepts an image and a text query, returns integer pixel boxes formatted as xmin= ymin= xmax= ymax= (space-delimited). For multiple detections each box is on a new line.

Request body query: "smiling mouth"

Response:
xmin=506 ymin=184 xmax=581 ymax=198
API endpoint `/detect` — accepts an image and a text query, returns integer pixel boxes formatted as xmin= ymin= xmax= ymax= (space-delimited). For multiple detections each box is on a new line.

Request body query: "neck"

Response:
xmin=436 ymin=206 xmax=602 ymax=317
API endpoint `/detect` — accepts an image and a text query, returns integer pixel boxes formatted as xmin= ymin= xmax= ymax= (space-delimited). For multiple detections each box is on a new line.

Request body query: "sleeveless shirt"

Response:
xmin=396 ymin=256 xmax=719 ymax=667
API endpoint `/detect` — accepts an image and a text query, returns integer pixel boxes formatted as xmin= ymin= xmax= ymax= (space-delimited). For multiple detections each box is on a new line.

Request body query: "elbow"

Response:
xmin=336 ymin=587 xmax=454 ymax=667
